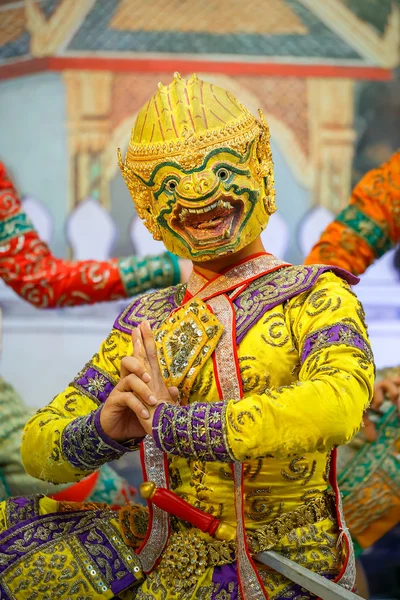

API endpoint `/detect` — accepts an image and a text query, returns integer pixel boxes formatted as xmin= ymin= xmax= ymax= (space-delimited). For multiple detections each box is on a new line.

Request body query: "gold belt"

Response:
xmin=159 ymin=493 xmax=335 ymax=590
xmin=247 ymin=492 xmax=335 ymax=554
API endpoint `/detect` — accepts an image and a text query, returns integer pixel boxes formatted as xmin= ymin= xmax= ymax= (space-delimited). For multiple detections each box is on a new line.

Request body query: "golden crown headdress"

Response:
xmin=118 ymin=73 xmax=274 ymax=239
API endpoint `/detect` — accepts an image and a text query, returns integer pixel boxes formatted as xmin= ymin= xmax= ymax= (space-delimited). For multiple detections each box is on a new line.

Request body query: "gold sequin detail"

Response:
xmin=154 ymin=298 xmax=223 ymax=397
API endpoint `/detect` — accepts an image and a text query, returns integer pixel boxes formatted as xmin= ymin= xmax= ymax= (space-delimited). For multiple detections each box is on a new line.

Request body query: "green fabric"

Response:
xmin=117 ymin=252 xmax=178 ymax=297
xmin=165 ymin=251 xmax=181 ymax=286
xmin=0 ymin=379 xmax=69 ymax=500
xmin=0 ymin=379 xmax=132 ymax=503
xmin=88 ymin=463 xmax=131 ymax=504
xmin=351 ymin=537 xmax=363 ymax=558
xmin=0 ymin=212 xmax=35 ymax=244
xmin=336 ymin=205 xmax=393 ymax=257
xmin=338 ymin=403 xmax=400 ymax=556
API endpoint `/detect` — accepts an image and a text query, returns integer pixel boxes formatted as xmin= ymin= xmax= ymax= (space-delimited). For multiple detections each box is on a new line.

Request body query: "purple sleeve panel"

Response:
xmin=72 ymin=365 xmax=117 ymax=405
xmin=152 ymin=402 xmax=234 ymax=463
xmin=61 ymin=407 xmax=142 ymax=471
xmin=301 ymin=323 xmax=373 ymax=364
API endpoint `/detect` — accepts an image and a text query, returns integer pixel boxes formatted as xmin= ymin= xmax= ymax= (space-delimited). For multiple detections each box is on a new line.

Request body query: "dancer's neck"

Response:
xmin=192 ymin=236 xmax=265 ymax=281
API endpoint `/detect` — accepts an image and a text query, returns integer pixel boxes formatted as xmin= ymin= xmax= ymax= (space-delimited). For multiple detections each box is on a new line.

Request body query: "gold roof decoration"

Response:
xmin=118 ymin=73 xmax=274 ymax=239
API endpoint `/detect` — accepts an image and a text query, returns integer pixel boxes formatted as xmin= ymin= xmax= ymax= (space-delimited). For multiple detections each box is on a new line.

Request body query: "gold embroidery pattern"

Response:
xmin=120 ymin=504 xmax=149 ymax=549
xmin=261 ymin=523 xmax=341 ymax=599
xmin=281 ymin=456 xmax=317 ymax=486
xmin=191 ymin=370 xmax=214 ymax=397
xmin=159 ymin=530 xmax=235 ymax=592
xmin=154 ymin=298 xmax=223 ymax=398
xmin=234 ymin=265 xmax=338 ymax=341
xmin=71 ymin=362 xmax=118 ymax=406
xmin=187 ymin=270 xmax=208 ymax=297
xmin=194 ymin=254 xmax=287 ymax=301
xmin=248 ymin=493 xmax=335 ymax=554
xmin=245 ymin=488 xmax=281 ymax=523
xmin=154 ymin=402 xmax=235 ymax=463
xmin=305 ymin=287 xmax=342 ymax=316
xmin=133 ymin=569 xmax=220 ymax=600
xmin=1 ymin=511 xmax=142 ymax=597
xmin=5 ymin=495 xmax=42 ymax=528
xmin=61 ymin=409 xmax=132 ymax=471
xmin=300 ymin=322 xmax=373 ymax=366
xmin=261 ymin=313 xmax=290 ymax=347
xmin=239 ymin=357 xmax=270 ymax=394
xmin=5 ymin=541 xmax=94 ymax=599
xmin=114 ymin=284 xmax=185 ymax=334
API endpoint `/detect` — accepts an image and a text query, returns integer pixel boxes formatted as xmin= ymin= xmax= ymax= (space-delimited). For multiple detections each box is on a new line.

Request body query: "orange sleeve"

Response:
xmin=305 ymin=151 xmax=400 ymax=275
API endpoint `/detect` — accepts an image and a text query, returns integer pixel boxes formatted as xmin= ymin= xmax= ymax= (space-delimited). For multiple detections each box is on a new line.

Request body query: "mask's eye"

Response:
xmin=217 ymin=168 xmax=230 ymax=182
xmin=165 ymin=179 xmax=178 ymax=192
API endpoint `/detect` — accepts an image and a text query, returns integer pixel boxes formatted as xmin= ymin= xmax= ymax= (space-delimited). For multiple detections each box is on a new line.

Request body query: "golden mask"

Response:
xmin=119 ymin=73 xmax=275 ymax=261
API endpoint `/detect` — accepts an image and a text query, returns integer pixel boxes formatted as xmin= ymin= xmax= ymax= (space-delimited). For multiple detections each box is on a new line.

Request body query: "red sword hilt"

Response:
xmin=140 ymin=481 xmax=236 ymax=541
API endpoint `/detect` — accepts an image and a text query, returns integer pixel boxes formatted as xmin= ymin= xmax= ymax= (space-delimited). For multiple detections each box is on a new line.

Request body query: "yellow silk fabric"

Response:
xmin=20 ymin=271 xmax=373 ymax=597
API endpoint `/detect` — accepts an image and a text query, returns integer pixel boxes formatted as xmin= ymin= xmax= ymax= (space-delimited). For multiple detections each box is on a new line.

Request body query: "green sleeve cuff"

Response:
xmin=336 ymin=205 xmax=392 ymax=258
xmin=165 ymin=251 xmax=181 ymax=286
xmin=117 ymin=252 xmax=180 ymax=297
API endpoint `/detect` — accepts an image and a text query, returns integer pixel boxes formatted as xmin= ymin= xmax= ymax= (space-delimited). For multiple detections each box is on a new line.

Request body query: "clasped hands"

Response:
xmin=100 ymin=321 xmax=178 ymax=443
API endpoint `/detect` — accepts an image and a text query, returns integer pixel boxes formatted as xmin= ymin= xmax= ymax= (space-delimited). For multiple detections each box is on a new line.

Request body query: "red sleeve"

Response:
xmin=0 ymin=164 xmax=127 ymax=308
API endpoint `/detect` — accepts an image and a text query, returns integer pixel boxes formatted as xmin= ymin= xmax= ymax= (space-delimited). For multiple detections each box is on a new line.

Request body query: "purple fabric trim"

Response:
xmin=301 ymin=323 xmax=371 ymax=364
xmin=94 ymin=408 xmax=142 ymax=453
xmin=61 ymin=408 xmax=132 ymax=471
xmin=0 ymin=584 xmax=9 ymax=600
xmin=211 ymin=562 xmax=238 ymax=599
xmin=77 ymin=524 xmax=137 ymax=594
xmin=153 ymin=402 xmax=233 ymax=462
xmin=113 ymin=286 xmax=179 ymax=334
xmin=5 ymin=495 xmax=41 ymax=528
xmin=0 ymin=509 xmax=105 ymax=574
xmin=0 ymin=508 xmax=141 ymax=594
xmin=234 ymin=265 xmax=359 ymax=345
xmin=73 ymin=365 xmax=116 ymax=405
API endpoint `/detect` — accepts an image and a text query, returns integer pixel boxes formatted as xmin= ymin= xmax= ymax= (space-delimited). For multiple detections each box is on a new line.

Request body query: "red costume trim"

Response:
xmin=50 ymin=471 xmax=99 ymax=503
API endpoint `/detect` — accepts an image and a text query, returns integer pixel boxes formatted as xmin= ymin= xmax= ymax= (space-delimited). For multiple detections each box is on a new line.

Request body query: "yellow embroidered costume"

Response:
xmin=0 ymin=75 xmax=373 ymax=600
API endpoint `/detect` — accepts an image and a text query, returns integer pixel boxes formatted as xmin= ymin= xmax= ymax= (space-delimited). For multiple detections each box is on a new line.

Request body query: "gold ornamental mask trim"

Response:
xmin=118 ymin=73 xmax=276 ymax=259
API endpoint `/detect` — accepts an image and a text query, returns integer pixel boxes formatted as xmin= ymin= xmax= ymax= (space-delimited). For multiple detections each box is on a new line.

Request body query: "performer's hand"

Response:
xmin=363 ymin=376 xmax=400 ymax=442
xmin=131 ymin=321 xmax=179 ymax=435
xmin=372 ymin=376 xmax=400 ymax=412
xmin=100 ymin=329 xmax=160 ymax=443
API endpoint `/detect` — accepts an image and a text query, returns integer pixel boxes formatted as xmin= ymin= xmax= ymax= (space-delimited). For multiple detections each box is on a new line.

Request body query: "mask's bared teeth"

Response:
xmin=180 ymin=207 xmax=189 ymax=221
xmin=223 ymin=228 xmax=230 ymax=239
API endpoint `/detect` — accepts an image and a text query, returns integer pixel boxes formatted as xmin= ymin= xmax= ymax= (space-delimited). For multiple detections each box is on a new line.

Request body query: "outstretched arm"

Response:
xmin=305 ymin=151 xmax=400 ymax=275
xmin=0 ymin=163 xmax=182 ymax=307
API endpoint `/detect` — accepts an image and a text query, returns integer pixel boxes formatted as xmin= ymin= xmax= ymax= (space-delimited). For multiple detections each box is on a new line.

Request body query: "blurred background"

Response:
xmin=0 ymin=1 xmax=399 ymax=596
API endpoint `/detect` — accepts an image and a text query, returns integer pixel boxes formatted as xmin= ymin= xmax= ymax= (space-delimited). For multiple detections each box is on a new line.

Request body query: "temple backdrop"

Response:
xmin=0 ymin=0 xmax=400 ymax=407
